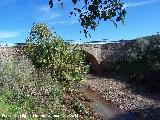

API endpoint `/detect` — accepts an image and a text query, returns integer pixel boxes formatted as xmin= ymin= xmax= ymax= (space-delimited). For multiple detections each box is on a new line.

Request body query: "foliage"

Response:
xmin=116 ymin=35 xmax=160 ymax=91
xmin=25 ymin=23 xmax=89 ymax=87
xmin=49 ymin=0 xmax=126 ymax=37
xmin=0 ymin=90 xmax=21 ymax=120
xmin=0 ymin=58 xmax=67 ymax=119
xmin=61 ymin=92 xmax=100 ymax=120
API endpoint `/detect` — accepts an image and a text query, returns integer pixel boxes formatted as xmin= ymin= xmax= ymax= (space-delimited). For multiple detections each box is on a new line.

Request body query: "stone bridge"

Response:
xmin=79 ymin=42 xmax=130 ymax=73
xmin=0 ymin=41 xmax=134 ymax=73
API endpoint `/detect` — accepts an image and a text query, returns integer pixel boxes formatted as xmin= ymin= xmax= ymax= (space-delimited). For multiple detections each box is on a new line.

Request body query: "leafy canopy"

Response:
xmin=26 ymin=23 xmax=89 ymax=86
xmin=49 ymin=0 xmax=126 ymax=37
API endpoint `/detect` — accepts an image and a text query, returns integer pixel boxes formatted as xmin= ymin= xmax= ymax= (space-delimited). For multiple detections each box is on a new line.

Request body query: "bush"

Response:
xmin=0 ymin=58 xmax=67 ymax=119
xmin=25 ymin=23 xmax=89 ymax=87
xmin=116 ymin=36 xmax=160 ymax=91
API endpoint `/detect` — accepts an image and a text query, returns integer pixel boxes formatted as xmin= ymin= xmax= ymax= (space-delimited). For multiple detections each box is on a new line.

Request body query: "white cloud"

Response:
xmin=39 ymin=5 xmax=51 ymax=12
xmin=36 ymin=5 xmax=61 ymax=21
xmin=123 ymin=0 xmax=160 ymax=8
xmin=49 ymin=19 xmax=79 ymax=26
xmin=38 ymin=0 xmax=61 ymax=11
xmin=0 ymin=31 xmax=20 ymax=40
xmin=0 ymin=0 xmax=17 ymax=6
xmin=37 ymin=3 xmax=78 ymax=26
xmin=41 ymin=12 xmax=60 ymax=20
xmin=69 ymin=20 xmax=79 ymax=25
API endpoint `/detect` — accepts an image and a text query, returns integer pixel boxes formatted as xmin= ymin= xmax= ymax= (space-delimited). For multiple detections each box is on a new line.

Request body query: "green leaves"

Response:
xmin=72 ymin=0 xmax=78 ymax=4
xmin=49 ymin=0 xmax=127 ymax=38
xmin=26 ymin=23 xmax=89 ymax=87
xmin=49 ymin=0 xmax=53 ymax=8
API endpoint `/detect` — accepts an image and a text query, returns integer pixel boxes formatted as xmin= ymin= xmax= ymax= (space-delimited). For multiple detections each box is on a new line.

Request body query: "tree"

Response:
xmin=49 ymin=0 xmax=126 ymax=37
xmin=26 ymin=23 xmax=89 ymax=87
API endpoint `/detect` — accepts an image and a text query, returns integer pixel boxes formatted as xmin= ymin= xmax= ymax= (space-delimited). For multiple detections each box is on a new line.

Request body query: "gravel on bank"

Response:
xmin=85 ymin=74 xmax=160 ymax=120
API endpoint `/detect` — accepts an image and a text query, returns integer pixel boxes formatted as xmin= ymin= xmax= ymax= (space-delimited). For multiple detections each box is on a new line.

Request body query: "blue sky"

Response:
xmin=0 ymin=0 xmax=160 ymax=44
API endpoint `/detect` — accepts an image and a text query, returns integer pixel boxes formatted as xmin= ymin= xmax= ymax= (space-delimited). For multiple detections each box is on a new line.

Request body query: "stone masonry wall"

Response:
xmin=0 ymin=41 xmax=135 ymax=73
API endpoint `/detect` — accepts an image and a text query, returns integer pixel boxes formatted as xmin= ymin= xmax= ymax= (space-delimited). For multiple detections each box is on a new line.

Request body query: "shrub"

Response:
xmin=0 ymin=58 xmax=67 ymax=119
xmin=116 ymin=36 xmax=160 ymax=91
xmin=25 ymin=23 xmax=89 ymax=87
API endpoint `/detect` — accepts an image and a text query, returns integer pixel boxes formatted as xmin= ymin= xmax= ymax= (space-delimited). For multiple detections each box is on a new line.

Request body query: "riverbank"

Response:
xmin=80 ymin=85 xmax=135 ymax=120
xmin=85 ymin=74 xmax=160 ymax=120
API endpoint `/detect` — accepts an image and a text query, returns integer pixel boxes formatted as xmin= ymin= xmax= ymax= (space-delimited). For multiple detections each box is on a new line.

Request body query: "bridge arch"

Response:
xmin=82 ymin=51 xmax=101 ymax=73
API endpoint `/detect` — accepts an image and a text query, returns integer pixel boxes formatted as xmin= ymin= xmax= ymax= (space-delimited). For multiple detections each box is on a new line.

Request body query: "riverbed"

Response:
xmin=79 ymin=85 xmax=135 ymax=120
xmin=84 ymin=74 xmax=160 ymax=120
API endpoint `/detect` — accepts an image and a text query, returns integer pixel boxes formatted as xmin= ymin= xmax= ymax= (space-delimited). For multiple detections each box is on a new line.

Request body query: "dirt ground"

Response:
xmin=85 ymin=74 xmax=160 ymax=120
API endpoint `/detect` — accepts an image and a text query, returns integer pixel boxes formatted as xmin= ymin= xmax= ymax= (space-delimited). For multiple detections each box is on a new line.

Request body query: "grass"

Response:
xmin=0 ymin=58 xmax=67 ymax=119
xmin=0 ymin=90 xmax=21 ymax=119
xmin=0 ymin=57 xmax=98 ymax=120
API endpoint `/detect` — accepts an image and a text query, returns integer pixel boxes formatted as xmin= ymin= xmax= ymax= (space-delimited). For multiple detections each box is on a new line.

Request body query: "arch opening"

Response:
xmin=83 ymin=51 xmax=101 ymax=73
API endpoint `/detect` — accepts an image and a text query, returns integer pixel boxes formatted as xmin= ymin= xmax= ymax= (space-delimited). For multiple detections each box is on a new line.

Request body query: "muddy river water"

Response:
xmin=80 ymin=85 xmax=135 ymax=120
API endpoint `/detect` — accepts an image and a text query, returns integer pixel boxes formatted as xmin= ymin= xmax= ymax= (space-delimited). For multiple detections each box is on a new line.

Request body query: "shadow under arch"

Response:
xmin=82 ymin=50 xmax=101 ymax=73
